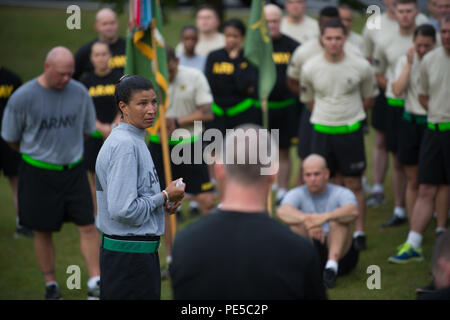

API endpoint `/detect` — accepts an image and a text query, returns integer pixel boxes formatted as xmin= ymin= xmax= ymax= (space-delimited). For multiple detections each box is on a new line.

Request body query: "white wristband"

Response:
xmin=162 ymin=190 xmax=169 ymax=203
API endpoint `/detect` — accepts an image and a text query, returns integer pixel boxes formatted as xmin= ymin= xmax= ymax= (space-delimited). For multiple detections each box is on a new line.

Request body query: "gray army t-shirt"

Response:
xmin=1 ymin=78 xmax=96 ymax=164
xmin=281 ymin=183 xmax=357 ymax=234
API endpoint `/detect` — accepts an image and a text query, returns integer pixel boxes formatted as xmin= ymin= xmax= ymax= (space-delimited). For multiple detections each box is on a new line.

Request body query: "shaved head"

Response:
xmin=95 ymin=8 xmax=119 ymax=43
xmin=42 ymin=46 xmax=74 ymax=90
xmin=302 ymin=154 xmax=329 ymax=194
xmin=96 ymin=8 xmax=117 ymax=22
xmin=303 ymin=154 xmax=328 ymax=170
xmin=45 ymin=46 xmax=74 ymax=66
xmin=264 ymin=3 xmax=283 ymax=18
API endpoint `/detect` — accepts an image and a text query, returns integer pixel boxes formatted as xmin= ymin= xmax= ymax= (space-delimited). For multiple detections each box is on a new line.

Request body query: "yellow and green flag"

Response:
xmin=244 ymin=0 xmax=276 ymax=129
xmin=125 ymin=0 xmax=168 ymax=136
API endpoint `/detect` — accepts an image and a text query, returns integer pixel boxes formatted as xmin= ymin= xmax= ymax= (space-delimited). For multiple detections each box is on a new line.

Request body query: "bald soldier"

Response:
xmin=1 ymin=47 xmax=100 ymax=300
xmin=73 ymin=8 xmax=125 ymax=80
xmin=278 ymin=154 xmax=359 ymax=289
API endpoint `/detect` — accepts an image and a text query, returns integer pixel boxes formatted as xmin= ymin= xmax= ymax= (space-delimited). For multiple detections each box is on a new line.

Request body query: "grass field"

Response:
xmin=0 ymin=5 xmax=439 ymax=300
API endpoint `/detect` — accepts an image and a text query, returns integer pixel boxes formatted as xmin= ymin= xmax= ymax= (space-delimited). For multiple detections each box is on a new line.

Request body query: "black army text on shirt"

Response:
xmin=269 ymin=34 xmax=300 ymax=102
xmin=0 ymin=67 xmax=22 ymax=130
xmin=73 ymin=38 xmax=126 ymax=80
xmin=80 ymin=69 xmax=122 ymax=124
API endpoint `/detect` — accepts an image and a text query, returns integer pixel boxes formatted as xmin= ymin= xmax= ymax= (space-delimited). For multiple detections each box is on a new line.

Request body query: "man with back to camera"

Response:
xmin=170 ymin=124 xmax=326 ymax=300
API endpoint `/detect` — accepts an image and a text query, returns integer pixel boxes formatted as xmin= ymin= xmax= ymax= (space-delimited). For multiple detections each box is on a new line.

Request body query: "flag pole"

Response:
xmin=149 ymin=16 xmax=177 ymax=251
xmin=261 ymin=98 xmax=273 ymax=217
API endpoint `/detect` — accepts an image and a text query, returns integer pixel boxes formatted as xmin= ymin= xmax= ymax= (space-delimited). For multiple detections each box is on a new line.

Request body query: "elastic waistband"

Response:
xmin=387 ymin=97 xmax=405 ymax=107
xmin=428 ymin=122 xmax=450 ymax=132
xmin=148 ymin=134 xmax=200 ymax=146
xmin=266 ymin=98 xmax=296 ymax=110
xmin=403 ymin=111 xmax=427 ymax=125
xmin=212 ymin=98 xmax=255 ymax=117
xmin=22 ymin=154 xmax=83 ymax=171
xmin=313 ymin=121 xmax=361 ymax=134
xmin=102 ymin=234 xmax=160 ymax=253
xmin=91 ymin=130 xmax=103 ymax=139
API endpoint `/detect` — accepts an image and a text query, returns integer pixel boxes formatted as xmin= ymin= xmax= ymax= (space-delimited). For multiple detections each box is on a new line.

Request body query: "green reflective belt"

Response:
xmin=22 ymin=154 xmax=82 ymax=171
xmin=149 ymin=134 xmax=200 ymax=146
xmin=212 ymin=98 xmax=255 ymax=117
xmin=387 ymin=97 xmax=405 ymax=107
xmin=91 ymin=130 xmax=103 ymax=139
xmin=212 ymin=103 xmax=225 ymax=116
xmin=102 ymin=236 xmax=160 ymax=254
xmin=403 ymin=111 xmax=427 ymax=125
xmin=428 ymin=122 xmax=450 ymax=131
xmin=313 ymin=121 xmax=362 ymax=134
xmin=267 ymin=98 xmax=296 ymax=110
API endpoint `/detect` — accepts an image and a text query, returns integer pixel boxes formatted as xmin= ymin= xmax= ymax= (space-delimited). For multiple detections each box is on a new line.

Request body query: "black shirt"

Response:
xmin=79 ymin=69 xmax=122 ymax=124
xmin=205 ymin=48 xmax=258 ymax=109
xmin=0 ymin=67 xmax=22 ymax=130
xmin=73 ymin=37 xmax=126 ymax=80
xmin=269 ymin=34 xmax=300 ymax=102
xmin=170 ymin=209 xmax=327 ymax=300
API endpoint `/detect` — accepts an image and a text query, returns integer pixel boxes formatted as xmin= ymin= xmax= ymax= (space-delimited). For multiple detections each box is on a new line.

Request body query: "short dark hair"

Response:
xmin=223 ymin=18 xmax=246 ymax=37
xmin=115 ymin=75 xmax=154 ymax=114
xmin=321 ymin=19 xmax=348 ymax=36
xmin=413 ymin=24 xmax=436 ymax=41
xmin=165 ymin=46 xmax=177 ymax=62
xmin=319 ymin=6 xmax=340 ymax=19
xmin=180 ymin=24 xmax=198 ymax=36
xmin=196 ymin=4 xmax=220 ymax=20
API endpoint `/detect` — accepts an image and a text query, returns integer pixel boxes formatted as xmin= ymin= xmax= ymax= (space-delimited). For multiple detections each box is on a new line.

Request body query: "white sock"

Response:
xmin=272 ymin=183 xmax=278 ymax=191
xmin=276 ymin=188 xmax=287 ymax=200
xmin=436 ymin=227 xmax=447 ymax=235
xmin=394 ymin=207 xmax=406 ymax=219
xmin=325 ymin=260 xmax=338 ymax=274
xmin=353 ymin=231 xmax=365 ymax=238
xmin=166 ymin=255 xmax=172 ymax=265
xmin=87 ymin=276 xmax=100 ymax=289
xmin=190 ymin=201 xmax=198 ymax=209
xmin=372 ymin=184 xmax=384 ymax=194
xmin=406 ymin=231 xmax=423 ymax=249
xmin=46 ymin=281 xmax=58 ymax=287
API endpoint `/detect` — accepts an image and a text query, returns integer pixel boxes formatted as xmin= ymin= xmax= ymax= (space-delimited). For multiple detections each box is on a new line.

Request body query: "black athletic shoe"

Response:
xmin=323 ymin=268 xmax=337 ymax=289
xmin=353 ymin=235 xmax=367 ymax=251
xmin=380 ymin=215 xmax=407 ymax=229
xmin=45 ymin=284 xmax=62 ymax=300
xmin=416 ymin=282 xmax=435 ymax=296
xmin=14 ymin=225 xmax=34 ymax=238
